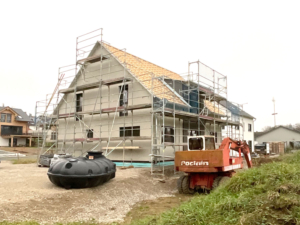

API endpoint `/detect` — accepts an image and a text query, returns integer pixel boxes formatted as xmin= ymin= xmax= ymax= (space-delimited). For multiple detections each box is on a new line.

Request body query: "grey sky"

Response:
xmin=0 ymin=0 xmax=299 ymax=131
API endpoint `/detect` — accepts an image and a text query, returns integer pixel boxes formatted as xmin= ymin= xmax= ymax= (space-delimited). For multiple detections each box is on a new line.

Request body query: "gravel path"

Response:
xmin=0 ymin=161 xmax=177 ymax=224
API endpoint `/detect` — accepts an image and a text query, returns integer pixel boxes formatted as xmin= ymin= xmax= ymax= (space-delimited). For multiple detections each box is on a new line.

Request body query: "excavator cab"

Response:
xmin=188 ymin=135 xmax=215 ymax=151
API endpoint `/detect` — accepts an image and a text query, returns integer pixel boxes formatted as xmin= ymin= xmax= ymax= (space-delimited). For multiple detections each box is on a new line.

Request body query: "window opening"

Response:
xmin=7 ymin=114 xmax=11 ymax=123
xmin=120 ymin=126 xmax=140 ymax=137
xmin=189 ymin=138 xmax=203 ymax=150
xmin=119 ymin=85 xmax=128 ymax=116
xmin=86 ymin=129 xmax=93 ymax=138
xmin=248 ymin=124 xmax=252 ymax=132
xmin=76 ymin=93 xmax=83 ymax=112
xmin=162 ymin=126 xmax=174 ymax=143
xmin=51 ymin=132 xmax=57 ymax=140
xmin=1 ymin=114 xmax=6 ymax=122
xmin=205 ymin=137 xmax=216 ymax=150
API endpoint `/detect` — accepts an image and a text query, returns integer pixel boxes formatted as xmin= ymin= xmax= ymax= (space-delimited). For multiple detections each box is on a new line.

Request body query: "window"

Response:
xmin=119 ymin=85 xmax=128 ymax=116
xmin=86 ymin=129 xmax=93 ymax=138
xmin=7 ymin=114 xmax=11 ymax=123
xmin=51 ymin=132 xmax=57 ymax=140
xmin=76 ymin=115 xmax=83 ymax=121
xmin=120 ymin=126 xmax=140 ymax=137
xmin=209 ymin=132 xmax=217 ymax=143
xmin=205 ymin=137 xmax=216 ymax=150
xmin=189 ymin=138 xmax=203 ymax=150
xmin=76 ymin=93 xmax=83 ymax=112
xmin=248 ymin=124 xmax=252 ymax=132
xmin=1 ymin=125 xmax=22 ymax=135
xmin=162 ymin=126 xmax=174 ymax=143
xmin=0 ymin=113 xmax=11 ymax=123
xmin=1 ymin=114 xmax=5 ymax=122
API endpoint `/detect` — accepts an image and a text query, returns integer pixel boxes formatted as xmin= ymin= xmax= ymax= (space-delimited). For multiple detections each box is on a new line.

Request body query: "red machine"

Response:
xmin=175 ymin=136 xmax=252 ymax=194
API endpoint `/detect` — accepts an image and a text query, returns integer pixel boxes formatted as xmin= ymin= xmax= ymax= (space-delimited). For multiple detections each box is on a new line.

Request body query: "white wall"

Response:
xmin=242 ymin=117 xmax=255 ymax=152
xmin=0 ymin=137 xmax=9 ymax=147
xmin=256 ymin=127 xmax=300 ymax=143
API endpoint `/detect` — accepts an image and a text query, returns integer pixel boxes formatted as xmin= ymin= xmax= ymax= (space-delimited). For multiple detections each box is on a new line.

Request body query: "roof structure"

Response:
xmin=255 ymin=126 xmax=300 ymax=139
xmin=204 ymin=100 xmax=226 ymax=116
xmin=219 ymin=100 xmax=255 ymax=119
xmin=0 ymin=106 xmax=32 ymax=122
xmin=102 ymin=43 xmax=188 ymax=106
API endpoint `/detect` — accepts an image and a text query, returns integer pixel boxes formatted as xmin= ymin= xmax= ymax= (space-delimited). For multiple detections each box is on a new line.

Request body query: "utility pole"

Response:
xmin=272 ymin=97 xmax=278 ymax=126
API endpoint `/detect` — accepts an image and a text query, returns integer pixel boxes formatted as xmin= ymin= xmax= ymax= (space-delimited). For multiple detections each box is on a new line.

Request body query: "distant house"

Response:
xmin=220 ymin=100 xmax=256 ymax=152
xmin=255 ymin=126 xmax=300 ymax=149
xmin=0 ymin=106 xmax=33 ymax=147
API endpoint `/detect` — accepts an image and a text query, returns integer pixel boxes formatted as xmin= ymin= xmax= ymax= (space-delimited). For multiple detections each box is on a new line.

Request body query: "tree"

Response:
xmin=262 ymin=126 xmax=273 ymax=132
xmin=294 ymin=123 xmax=300 ymax=132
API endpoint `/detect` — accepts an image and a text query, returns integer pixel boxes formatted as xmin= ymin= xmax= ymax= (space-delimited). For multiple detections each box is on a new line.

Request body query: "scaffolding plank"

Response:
xmin=57 ymin=136 xmax=151 ymax=143
xmin=57 ymin=103 xmax=151 ymax=118
xmin=164 ymin=143 xmax=188 ymax=146
xmin=77 ymin=55 xmax=108 ymax=64
xmin=162 ymin=108 xmax=239 ymax=126
xmin=59 ymin=77 xmax=132 ymax=94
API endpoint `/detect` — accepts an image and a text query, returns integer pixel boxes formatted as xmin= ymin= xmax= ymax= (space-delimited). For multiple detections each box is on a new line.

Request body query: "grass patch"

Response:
xmin=11 ymin=159 xmax=37 ymax=164
xmin=130 ymin=152 xmax=300 ymax=225
xmin=0 ymin=221 xmax=100 ymax=225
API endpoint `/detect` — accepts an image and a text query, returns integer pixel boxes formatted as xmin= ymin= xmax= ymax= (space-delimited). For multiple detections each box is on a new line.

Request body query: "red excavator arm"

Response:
xmin=219 ymin=137 xmax=253 ymax=168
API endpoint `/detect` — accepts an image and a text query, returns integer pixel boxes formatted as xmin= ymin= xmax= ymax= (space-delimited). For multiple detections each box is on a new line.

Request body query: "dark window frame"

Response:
xmin=1 ymin=113 xmax=12 ymax=123
xmin=119 ymin=85 xmax=129 ymax=117
xmin=76 ymin=93 xmax=83 ymax=112
xmin=51 ymin=131 xmax=57 ymax=140
xmin=86 ymin=129 xmax=94 ymax=138
xmin=1 ymin=125 xmax=23 ymax=135
xmin=162 ymin=126 xmax=174 ymax=143
xmin=120 ymin=126 xmax=140 ymax=137
xmin=1 ymin=114 xmax=6 ymax=122
xmin=248 ymin=124 xmax=252 ymax=132
xmin=6 ymin=114 xmax=11 ymax=123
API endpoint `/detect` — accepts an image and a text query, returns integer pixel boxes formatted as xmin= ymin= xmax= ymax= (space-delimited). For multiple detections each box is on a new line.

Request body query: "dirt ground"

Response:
xmin=0 ymin=147 xmax=39 ymax=156
xmin=0 ymin=161 xmax=180 ymax=224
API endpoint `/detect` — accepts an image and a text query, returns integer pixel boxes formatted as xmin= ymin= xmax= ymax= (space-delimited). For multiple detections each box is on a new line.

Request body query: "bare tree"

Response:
xmin=294 ymin=123 xmax=300 ymax=132
xmin=262 ymin=126 xmax=273 ymax=132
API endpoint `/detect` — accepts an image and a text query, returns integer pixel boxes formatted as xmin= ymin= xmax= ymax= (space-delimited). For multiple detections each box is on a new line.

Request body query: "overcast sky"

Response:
xmin=0 ymin=0 xmax=299 ymax=131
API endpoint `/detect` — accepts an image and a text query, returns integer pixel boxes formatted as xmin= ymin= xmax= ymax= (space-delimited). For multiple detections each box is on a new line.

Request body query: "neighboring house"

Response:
xmin=47 ymin=41 xmax=243 ymax=163
xmin=220 ymin=100 xmax=256 ymax=152
xmin=0 ymin=106 xmax=33 ymax=147
xmin=255 ymin=126 xmax=300 ymax=149
xmin=28 ymin=115 xmax=57 ymax=146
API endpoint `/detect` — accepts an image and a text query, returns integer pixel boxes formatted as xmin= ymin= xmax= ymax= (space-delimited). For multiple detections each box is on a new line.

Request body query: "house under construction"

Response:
xmin=36 ymin=29 xmax=244 ymax=173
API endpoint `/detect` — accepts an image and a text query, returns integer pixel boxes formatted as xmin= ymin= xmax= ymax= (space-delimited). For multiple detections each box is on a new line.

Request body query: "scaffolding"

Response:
xmin=36 ymin=28 xmax=244 ymax=174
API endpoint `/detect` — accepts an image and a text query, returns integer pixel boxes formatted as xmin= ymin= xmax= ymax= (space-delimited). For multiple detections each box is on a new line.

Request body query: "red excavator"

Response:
xmin=175 ymin=136 xmax=252 ymax=194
